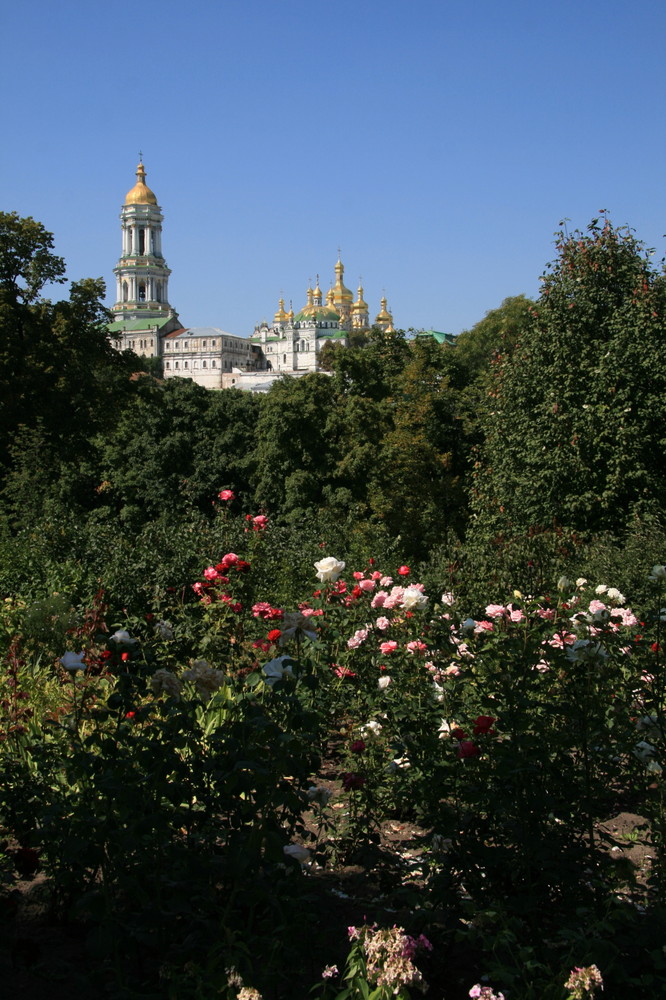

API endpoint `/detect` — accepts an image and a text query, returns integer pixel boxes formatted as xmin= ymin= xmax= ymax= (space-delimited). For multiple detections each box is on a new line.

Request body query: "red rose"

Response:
xmin=350 ymin=740 xmax=366 ymax=753
xmin=398 ymin=565 xmax=411 ymax=577
xmin=267 ymin=629 xmax=282 ymax=642
xmin=456 ymin=740 xmax=480 ymax=759
xmin=473 ymin=716 xmax=496 ymax=735
xmin=341 ymin=772 xmax=365 ymax=791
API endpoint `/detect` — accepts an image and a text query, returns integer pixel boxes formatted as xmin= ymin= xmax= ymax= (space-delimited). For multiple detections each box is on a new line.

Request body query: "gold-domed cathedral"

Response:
xmin=250 ymin=257 xmax=395 ymax=373
xmin=108 ymin=160 xmax=182 ymax=355
xmin=107 ymin=163 xmax=397 ymax=386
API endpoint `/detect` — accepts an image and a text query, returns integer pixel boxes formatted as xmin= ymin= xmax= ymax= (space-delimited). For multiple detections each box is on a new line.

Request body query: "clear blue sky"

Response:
xmin=2 ymin=0 xmax=664 ymax=336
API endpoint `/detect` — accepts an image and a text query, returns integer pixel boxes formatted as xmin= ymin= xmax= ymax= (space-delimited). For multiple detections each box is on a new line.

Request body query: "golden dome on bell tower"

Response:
xmin=124 ymin=161 xmax=158 ymax=206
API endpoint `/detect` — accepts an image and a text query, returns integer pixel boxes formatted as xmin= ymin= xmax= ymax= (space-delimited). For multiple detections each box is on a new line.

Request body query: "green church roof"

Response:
xmin=108 ymin=316 xmax=175 ymax=333
xmin=415 ymin=329 xmax=457 ymax=346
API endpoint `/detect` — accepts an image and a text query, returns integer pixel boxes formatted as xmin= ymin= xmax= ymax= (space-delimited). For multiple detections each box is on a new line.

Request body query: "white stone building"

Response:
xmin=108 ymin=162 xmax=396 ymax=389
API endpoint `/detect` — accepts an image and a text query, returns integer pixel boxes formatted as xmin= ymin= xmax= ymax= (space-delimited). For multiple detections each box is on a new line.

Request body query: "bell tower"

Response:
xmin=112 ymin=160 xmax=174 ymax=321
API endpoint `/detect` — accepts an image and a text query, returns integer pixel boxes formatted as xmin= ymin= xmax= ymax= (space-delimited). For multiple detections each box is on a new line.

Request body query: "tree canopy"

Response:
xmin=470 ymin=216 xmax=666 ymax=539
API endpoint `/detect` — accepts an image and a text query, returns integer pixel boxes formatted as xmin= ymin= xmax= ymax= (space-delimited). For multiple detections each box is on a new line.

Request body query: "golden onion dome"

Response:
xmin=125 ymin=162 xmax=158 ymax=206
xmin=375 ymin=296 xmax=393 ymax=324
xmin=352 ymin=283 xmax=368 ymax=312
xmin=273 ymin=297 xmax=288 ymax=324
xmin=333 ymin=257 xmax=354 ymax=304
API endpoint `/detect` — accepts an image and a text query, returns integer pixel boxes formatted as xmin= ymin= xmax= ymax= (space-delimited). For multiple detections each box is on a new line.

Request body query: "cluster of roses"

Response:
xmin=448 ymin=715 xmax=497 ymax=759
xmin=191 ymin=552 xmax=250 ymax=610
xmin=245 ymin=513 xmax=268 ymax=532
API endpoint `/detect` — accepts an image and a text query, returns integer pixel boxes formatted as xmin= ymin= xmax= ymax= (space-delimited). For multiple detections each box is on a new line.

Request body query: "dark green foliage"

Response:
xmin=470 ymin=217 xmax=666 ymax=541
xmin=0 ymin=211 xmax=66 ymax=304
xmin=96 ymin=377 xmax=260 ymax=524
xmin=0 ymin=212 xmax=135 ymax=480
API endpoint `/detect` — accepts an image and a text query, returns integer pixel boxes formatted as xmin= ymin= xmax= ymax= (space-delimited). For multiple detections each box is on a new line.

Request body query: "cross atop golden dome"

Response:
xmin=124 ymin=161 xmax=158 ymax=206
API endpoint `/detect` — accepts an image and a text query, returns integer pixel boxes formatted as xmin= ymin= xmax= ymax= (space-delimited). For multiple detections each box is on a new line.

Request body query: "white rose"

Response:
xmin=60 ymin=651 xmax=86 ymax=672
xmin=314 ymin=557 xmax=346 ymax=583
xmin=401 ymin=586 xmax=429 ymax=611
xmin=360 ymin=720 xmax=383 ymax=736
xmin=283 ymin=843 xmax=311 ymax=864
xmin=262 ymin=655 xmax=294 ymax=686
xmin=151 ymin=669 xmax=183 ymax=699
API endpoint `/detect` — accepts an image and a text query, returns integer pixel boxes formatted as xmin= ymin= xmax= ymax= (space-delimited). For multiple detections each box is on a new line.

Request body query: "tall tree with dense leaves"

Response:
xmin=470 ymin=216 xmax=666 ymax=540
xmin=251 ymin=374 xmax=338 ymax=519
xmin=366 ymin=337 xmax=466 ymax=555
xmin=0 ymin=212 xmax=134 ymax=476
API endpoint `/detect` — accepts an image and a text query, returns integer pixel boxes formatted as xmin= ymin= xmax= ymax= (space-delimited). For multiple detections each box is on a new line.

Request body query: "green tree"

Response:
xmin=0 ymin=211 xmax=65 ymax=304
xmin=251 ymin=374 xmax=337 ymax=519
xmin=0 ymin=213 xmax=134 ymax=479
xmin=96 ymin=377 xmax=260 ymax=525
xmin=454 ymin=294 xmax=534 ymax=381
xmin=367 ymin=338 xmax=466 ymax=555
xmin=470 ymin=216 xmax=666 ymax=540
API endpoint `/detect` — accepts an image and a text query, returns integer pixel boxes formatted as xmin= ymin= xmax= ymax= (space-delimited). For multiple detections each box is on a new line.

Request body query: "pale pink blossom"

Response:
xmin=406 ymin=640 xmax=428 ymax=655
xmin=380 ymin=576 xmax=393 ymax=587
xmin=474 ymin=620 xmax=494 ymax=633
xmin=610 ymin=607 xmax=638 ymax=627
xmin=359 ymin=579 xmax=376 ymax=592
xmin=376 ymin=616 xmax=391 ymax=631
xmin=383 ymin=587 xmax=405 ymax=610
xmin=485 ymin=604 xmax=507 ymax=618
xmin=371 ymin=591 xmax=389 ymax=609
xmin=546 ymin=631 xmax=576 ymax=648
xmin=203 ymin=566 xmax=219 ymax=580
xmin=347 ymin=628 xmax=369 ymax=649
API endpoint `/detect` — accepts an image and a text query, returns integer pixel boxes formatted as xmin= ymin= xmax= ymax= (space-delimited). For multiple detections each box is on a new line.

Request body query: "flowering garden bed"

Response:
xmin=1 ymin=512 xmax=664 ymax=999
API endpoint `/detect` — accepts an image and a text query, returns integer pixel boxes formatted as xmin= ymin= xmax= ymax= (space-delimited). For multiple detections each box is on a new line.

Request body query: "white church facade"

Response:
xmin=109 ymin=163 xmax=396 ymax=390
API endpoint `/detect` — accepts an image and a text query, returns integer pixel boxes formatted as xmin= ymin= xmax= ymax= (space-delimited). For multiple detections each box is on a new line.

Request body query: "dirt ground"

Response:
xmin=0 ymin=779 xmax=654 ymax=1000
